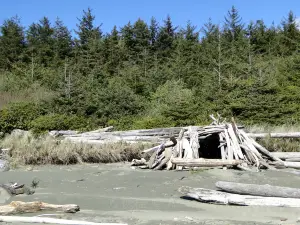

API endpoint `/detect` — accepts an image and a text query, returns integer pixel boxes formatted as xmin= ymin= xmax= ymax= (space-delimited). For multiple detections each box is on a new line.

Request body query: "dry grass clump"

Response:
xmin=246 ymin=124 xmax=300 ymax=133
xmin=0 ymin=131 xmax=154 ymax=166
xmin=257 ymin=137 xmax=300 ymax=152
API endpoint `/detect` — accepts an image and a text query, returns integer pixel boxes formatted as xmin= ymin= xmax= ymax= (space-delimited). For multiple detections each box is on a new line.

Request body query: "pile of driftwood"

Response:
xmin=179 ymin=181 xmax=300 ymax=207
xmin=131 ymin=116 xmax=284 ymax=171
xmin=49 ymin=115 xmax=300 ymax=171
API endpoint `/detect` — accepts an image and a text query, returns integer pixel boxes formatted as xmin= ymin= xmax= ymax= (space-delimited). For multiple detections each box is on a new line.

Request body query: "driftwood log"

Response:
xmin=248 ymin=132 xmax=300 ymax=138
xmin=270 ymin=161 xmax=300 ymax=169
xmin=215 ymin=181 xmax=300 ymax=198
xmin=171 ymin=158 xmax=242 ymax=167
xmin=0 ymin=216 xmax=127 ymax=225
xmin=0 ymin=201 xmax=80 ymax=215
xmin=270 ymin=152 xmax=300 ymax=160
xmin=179 ymin=186 xmax=300 ymax=207
xmin=285 ymin=157 xmax=300 ymax=162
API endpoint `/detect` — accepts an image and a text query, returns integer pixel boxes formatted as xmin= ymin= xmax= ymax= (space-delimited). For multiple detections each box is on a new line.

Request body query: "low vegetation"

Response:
xmin=246 ymin=124 xmax=300 ymax=153
xmin=1 ymin=131 xmax=154 ymax=167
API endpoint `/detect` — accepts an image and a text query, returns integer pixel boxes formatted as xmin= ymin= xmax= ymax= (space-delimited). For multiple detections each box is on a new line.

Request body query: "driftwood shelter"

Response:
xmin=58 ymin=114 xmax=300 ymax=171
xmin=131 ymin=115 xmax=283 ymax=171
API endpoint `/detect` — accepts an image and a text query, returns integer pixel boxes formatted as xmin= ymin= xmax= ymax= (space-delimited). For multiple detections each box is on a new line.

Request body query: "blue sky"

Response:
xmin=0 ymin=0 xmax=299 ymax=36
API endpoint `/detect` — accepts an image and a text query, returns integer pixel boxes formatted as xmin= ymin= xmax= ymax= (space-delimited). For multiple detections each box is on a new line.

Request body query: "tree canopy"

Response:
xmin=0 ymin=6 xmax=300 ymax=132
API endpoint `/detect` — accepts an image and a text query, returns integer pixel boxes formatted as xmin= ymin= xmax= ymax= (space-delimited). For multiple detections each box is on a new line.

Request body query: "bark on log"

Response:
xmin=178 ymin=186 xmax=300 ymax=207
xmin=171 ymin=158 xmax=242 ymax=167
xmin=0 ymin=216 xmax=127 ymax=225
xmin=215 ymin=181 xmax=300 ymax=198
xmin=270 ymin=152 xmax=300 ymax=160
xmin=0 ymin=201 xmax=79 ymax=215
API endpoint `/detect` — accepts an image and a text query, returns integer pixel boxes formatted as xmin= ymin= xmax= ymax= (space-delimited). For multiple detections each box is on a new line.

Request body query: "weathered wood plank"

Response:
xmin=271 ymin=152 xmax=300 ymax=160
xmin=178 ymin=186 xmax=300 ymax=207
xmin=215 ymin=181 xmax=300 ymax=198
xmin=248 ymin=132 xmax=300 ymax=138
xmin=171 ymin=158 xmax=242 ymax=167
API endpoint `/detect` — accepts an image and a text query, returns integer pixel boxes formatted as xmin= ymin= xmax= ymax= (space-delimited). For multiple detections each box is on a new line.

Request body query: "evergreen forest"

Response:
xmin=1 ymin=6 xmax=300 ymax=133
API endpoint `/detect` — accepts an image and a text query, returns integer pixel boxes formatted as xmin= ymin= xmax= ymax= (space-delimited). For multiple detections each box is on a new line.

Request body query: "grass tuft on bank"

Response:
xmin=1 ymin=131 xmax=154 ymax=167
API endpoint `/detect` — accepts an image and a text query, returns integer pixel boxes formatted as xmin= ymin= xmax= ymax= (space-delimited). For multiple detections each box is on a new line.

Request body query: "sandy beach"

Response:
xmin=1 ymin=163 xmax=300 ymax=225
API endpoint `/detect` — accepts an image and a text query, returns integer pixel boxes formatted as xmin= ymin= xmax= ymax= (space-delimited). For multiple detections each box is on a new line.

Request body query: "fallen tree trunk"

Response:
xmin=0 ymin=201 xmax=79 ymax=215
xmin=285 ymin=157 xmax=300 ymax=162
xmin=0 ymin=216 xmax=127 ymax=225
xmin=271 ymin=161 xmax=300 ymax=169
xmin=248 ymin=132 xmax=300 ymax=138
xmin=215 ymin=181 xmax=300 ymax=198
xmin=171 ymin=158 xmax=242 ymax=167
xmin=251 ymin=141 xmax=282 ymax=162
xmin=270 ymin=152 xmax=300 ymax=160
xmin=178 ymin=186 xmax=300 ymax=207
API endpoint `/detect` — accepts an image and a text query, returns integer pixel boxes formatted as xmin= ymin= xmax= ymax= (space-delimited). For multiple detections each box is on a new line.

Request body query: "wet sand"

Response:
xmin=1 ymin=163 xmax=300 ymax=225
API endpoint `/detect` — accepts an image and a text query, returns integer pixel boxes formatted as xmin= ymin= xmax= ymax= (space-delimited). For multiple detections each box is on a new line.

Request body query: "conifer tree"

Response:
xmin=75 ymin=7 xmax=102 ymax=46
xmin=53 ymin=18 xmax=73 ymax=63
xmin=27 ymin=17 xmax=55 ymax=66
xmin=0 ymin=16 xmax=25 ymax=69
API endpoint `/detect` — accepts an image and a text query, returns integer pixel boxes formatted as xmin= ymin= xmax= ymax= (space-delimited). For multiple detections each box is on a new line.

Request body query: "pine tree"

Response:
xmin=149 ymin=17 xmax=158 ymax=51
xmin=53 ymin=18 xmax=73 ymax=63
xmin=185 ymin=20 xmax=199 ymax=42
xmin=280 ymin=10 xmax=300 ymax=55
xmin=103 ymin=26 xmax=122 ymax=76
xmin=120 ymin=22 xmax=134 ymax=54
xmin=132 ymin=18 xmax=150 ymax=54
xmin=156 ymin=15 xmax=177 ymax=58
xmin=75 ymin=7 xmax=102 ymax=46
xmin=26 ymin=17 xmax=55 ymax=66
xmin=224 ymin=6 xmax=245 ymax=42
xmin=0 ymin=16 xmax=26 ymax=70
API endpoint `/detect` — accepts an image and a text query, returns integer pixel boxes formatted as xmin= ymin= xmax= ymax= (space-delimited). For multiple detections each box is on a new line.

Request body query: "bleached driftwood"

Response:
xmin=271 ymin=152 xmax=300 ymax=160
xmin=251 ymin=141 xmax=282 ymax=162
xmin=189 ymin=126 xmax=200 ymax=159
xmin=285 ymin=157 xmax=300 ymax=162
xmin=248 ymin=132 xmax=300 ymax=139
xmin=154 ymin=148 xmax=173 ymax=170
xmin=85 ymin=126 xmax=114 ymax=133
xmin=49 ymin=130 xmax=79 ymax=137
xmin=0 ymin=201 xmax=79 ymax=215
xmin=182 ymin=138 xmax=193 ymax=159
xmin=215 ymin=181 xmax=300 ymax=198
xmin=270 ymin=161 xmax=300 ymax=169
xmin=0 ymin=216 xmax=127 ymax=225
xmin=219 ymin=134 xmax=226 ymax=160
xmin=178 ymin=186 xmax=300 ymax=207
xmin=171 ymin=158 xmax=242 ymax=167
xmin=142 ymin=138 xmax=177 ymax=154
xmin=175 ymin=129 xmax=185 ymax=170
xmin=131 ymin=158 xmax=146 ymax=166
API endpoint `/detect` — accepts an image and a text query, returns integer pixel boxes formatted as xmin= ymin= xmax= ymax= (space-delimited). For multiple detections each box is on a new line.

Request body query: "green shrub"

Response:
xmin=132 ymin=116 xmax=176 ymax=129
xmin=107 ymin=116 xmax=136 ymax=131
xmin=30 ymin=114 xmax=96 ymax=134
xmin=0 ymin=102 xmax=46 ymax=133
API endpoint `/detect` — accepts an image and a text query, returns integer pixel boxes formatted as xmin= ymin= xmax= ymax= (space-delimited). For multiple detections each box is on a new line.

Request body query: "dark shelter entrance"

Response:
xmin=198 ymin=133 xmax=221 ymax=159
